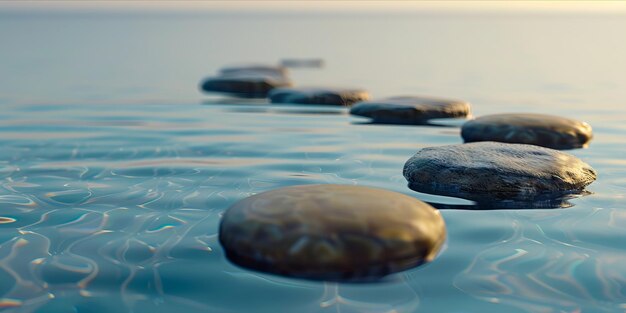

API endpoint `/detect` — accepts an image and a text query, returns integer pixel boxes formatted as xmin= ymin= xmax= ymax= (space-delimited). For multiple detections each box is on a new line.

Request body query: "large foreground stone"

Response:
xmin=350 ymin=96 xmax=471 ymax=124
xmin=403 ymin=142 xmax=596 ymax=202
xmin=219 ymin=184 xmax=446 ymax=281
xmin=461 ymin=113 xmax=593 ymax=149
xmin=269 ymin=87 xmax=370 ymax=106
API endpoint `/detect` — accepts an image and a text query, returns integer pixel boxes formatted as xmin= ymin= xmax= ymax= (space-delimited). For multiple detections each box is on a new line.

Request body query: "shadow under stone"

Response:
xmin=201 ymin=98 xmax=270 ymax=105
xmin=409 ymin=183 xmax=592 ymax=210
xmin=204 ymin=102 xmax=347 ymax=116
xmin=225 ymin=107 xmax=347 ymax=116
xmin=223 ymin=250 xmax=421 ymax=284
xmin=351 ymin=120 xmax=457 ymax=128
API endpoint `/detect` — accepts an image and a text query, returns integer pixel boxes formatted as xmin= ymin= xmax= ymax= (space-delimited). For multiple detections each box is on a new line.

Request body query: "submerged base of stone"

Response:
xmin=413 ymin=185 xmax=591 ymax=210
xmin=223 ymin=249 xmax=429 ymax=282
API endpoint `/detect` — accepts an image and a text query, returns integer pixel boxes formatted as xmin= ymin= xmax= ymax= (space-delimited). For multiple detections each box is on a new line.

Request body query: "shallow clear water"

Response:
xmin=1 ymin=10 xmax=626 ymax=313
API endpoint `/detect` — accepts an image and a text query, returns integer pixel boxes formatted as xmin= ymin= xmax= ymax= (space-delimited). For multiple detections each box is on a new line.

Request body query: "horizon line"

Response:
xmin=2 ymin=1 xmax=626 ymax=15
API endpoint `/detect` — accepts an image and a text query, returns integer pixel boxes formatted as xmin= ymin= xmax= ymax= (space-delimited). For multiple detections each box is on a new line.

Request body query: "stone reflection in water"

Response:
xmin=424 ymin=191 xmax=592 ymax=210
xmin=219 ymin=106 xmax=347 ymax=116
xmin=201 ymin=98 xmax=269 ymax=105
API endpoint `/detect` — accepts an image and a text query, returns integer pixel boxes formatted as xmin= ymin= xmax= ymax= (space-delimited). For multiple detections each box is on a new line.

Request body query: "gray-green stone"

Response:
xmin=403 ymin=142 xmax=597 ymax=202
xmin=350 ymin=96 xmax=471 ymax=124
xmin=461 ymin=113 xmax=593 ymax=149
xmin=269 ymin=87 xmax=370 ymax=106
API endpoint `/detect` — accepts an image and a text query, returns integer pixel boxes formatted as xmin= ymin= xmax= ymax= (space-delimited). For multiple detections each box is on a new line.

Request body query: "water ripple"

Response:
xmin=0 ymin=102 xmax=624 ymax=312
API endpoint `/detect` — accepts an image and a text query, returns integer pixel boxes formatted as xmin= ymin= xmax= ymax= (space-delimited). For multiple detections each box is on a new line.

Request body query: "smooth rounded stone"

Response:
xmin=219 ymin=184 xmax=446 ymax=281
xmin=269 ymin=87 xmax=370 ymax=106
xmin=461 ymin=113 xmax=593 ymax=149
xmin=350 ymin=96 xmax=471 ymax=124
xmin=200 ymin=72 xmax=292 ymax=98
xmin=403 ymin=142 xmax=597 ymax=202
xmin=219 ymin=64 xmax=288 ymax=77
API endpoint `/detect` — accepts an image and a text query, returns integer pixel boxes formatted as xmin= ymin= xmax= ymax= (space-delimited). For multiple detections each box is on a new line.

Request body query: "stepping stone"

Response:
xmin=200 ymin=71 xmax=292 ymax=98
xmin=350 ymin=96 xmax=471 ymax=124
xmin=269 ymin=87 xmax=370 ymax=106
xmin=219 ymin=184 xmax=446 ymax=281
xmin=461 ymin=113 xmax=593 ymax=149
xmin=403 ymin=142 xmax=596 ymax=203
xmin=219 ymin=64 xmax=288 ymax=77
xmin=200 ymin=64 xmax=291 ymax=98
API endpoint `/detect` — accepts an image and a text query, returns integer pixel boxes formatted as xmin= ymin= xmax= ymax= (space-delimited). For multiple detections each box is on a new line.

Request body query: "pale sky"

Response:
xmin=2 ymin=1 xmax=626 ymax=14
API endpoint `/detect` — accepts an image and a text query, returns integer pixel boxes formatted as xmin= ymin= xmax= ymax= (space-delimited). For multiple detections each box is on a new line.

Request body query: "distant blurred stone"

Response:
xmin=200 ymin=64 xmax=291 ymax=98
xmin=461 ymin=113 xmax=593 ymax=149
xmin=200 ymin=71 xmax=292 ymax=98
xmin=350 ymin=96 xmax=471 ymax=124
xmin=219 ymin=64 xmax=289 ymax=77
xmin=269 ymin=87 xmax=370 ymax=106
xmin=219 ymin=184 xmax=446 ymax=281
xmin=403 ymin=142 xmax=596 ymax=202
xmin=280 ymin=58 xmax=324 ymax=68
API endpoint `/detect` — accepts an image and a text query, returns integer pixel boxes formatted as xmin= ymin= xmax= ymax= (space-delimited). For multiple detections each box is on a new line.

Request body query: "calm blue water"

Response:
xmin=1 ymin=10 xmax=626 ymax=313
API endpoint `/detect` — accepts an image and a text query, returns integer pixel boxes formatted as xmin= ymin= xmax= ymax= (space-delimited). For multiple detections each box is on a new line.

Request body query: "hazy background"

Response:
xmin=1 ymin=1 xmax=625 ymax=113
xmin=1 ymin=3 xmax=626 ymax=313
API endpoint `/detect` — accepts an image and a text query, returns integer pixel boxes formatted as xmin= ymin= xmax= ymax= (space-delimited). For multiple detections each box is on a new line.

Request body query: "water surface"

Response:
xmin=0 ymin=10 xmax=625 ymax=313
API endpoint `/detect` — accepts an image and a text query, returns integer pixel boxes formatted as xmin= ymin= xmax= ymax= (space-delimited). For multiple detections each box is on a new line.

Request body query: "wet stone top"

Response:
xmin=219 ymin=184 xmax=446 ymax=281
xmin=461 ymin=113 xmax=593 ymax=149
xmin=268 ymin=87 xmax=370 ymax=106
xmin=350 ymin=96 xmax=471 ymax=124
xmin=403 ymin=142 xmax=597 ymax=202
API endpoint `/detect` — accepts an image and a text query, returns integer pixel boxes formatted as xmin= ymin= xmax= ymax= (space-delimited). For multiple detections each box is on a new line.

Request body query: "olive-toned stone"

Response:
xmin=219 ymin=184 xmax=446 ymax=281
xmin=200 ymin=71 xmax=292 ymax=98
xmin=269 ymin=87 xmax=370 ymax=106
xmin=403 ymin=142 xmax=597 ymax=202
xmin=461 ymin=113 xmax=593 ymax=149
xmin=350 ymin=96 xmax=471 ymax=124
